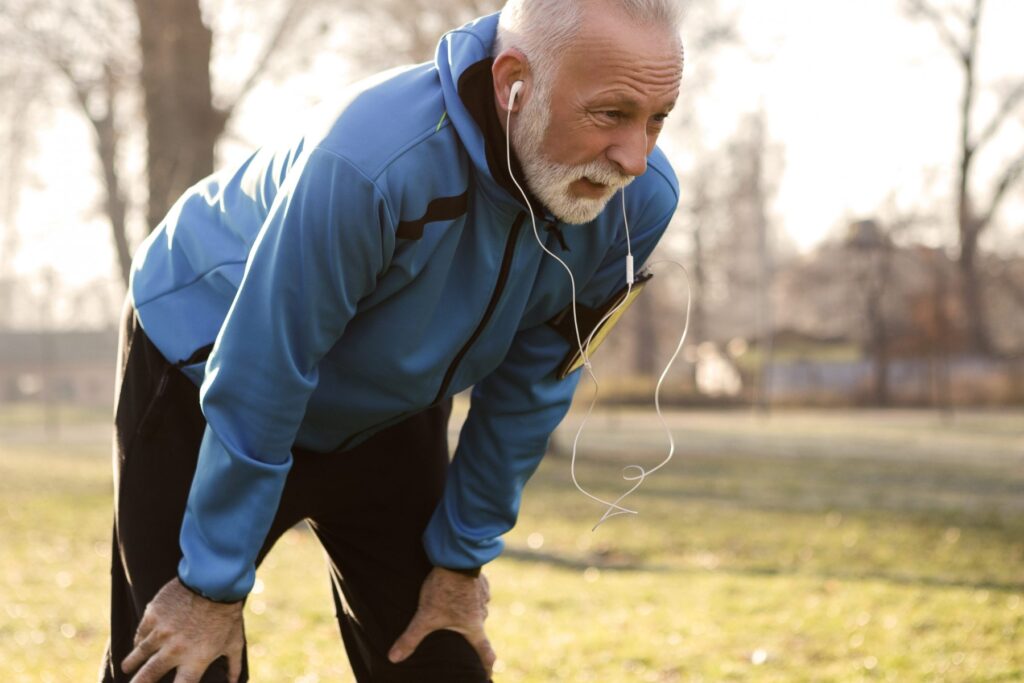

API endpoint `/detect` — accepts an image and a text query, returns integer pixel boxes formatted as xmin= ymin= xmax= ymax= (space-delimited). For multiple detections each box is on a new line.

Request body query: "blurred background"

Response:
xmin=0 ymin=0 xmax=1021 ymax=681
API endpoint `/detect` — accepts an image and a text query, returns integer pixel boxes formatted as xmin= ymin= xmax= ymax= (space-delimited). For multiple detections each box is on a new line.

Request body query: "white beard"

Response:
xmin=510 ymin=82 xmax=635 ymax=225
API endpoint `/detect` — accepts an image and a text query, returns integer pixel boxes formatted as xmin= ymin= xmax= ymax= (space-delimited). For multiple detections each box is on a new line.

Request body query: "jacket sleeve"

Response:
xmin=422 ymin=186 xmax=678 ymax=570
xmin=178 ymin=146 xmax=395 ymax=602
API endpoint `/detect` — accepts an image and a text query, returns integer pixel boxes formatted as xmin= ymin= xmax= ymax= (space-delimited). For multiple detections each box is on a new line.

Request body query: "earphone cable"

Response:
xmin=504 ymin=90 xmax=691 ymax=528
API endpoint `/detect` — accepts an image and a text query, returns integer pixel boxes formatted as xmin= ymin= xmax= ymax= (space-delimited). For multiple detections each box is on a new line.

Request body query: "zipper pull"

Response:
xmin=544 ymin=222 xmax=570 ymax=252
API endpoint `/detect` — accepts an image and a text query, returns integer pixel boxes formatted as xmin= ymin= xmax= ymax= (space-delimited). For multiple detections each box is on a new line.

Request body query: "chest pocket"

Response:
xmin=545 ymin=270 xmax=654 ymax=379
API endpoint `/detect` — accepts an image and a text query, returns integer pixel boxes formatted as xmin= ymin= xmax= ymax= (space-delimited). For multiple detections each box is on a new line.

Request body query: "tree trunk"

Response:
xmin=952 ymin=0 xmax=993 ymax=356
xmin=689 ymin=177 xmax=709 ymax=349
xmin=88 ymin=67 xmax=132 ymax=288
xmin=95 ymin=115 xmax=131 ymax=287
xmin=869 ymin=245 xmax=892 ymax=406
xmin=958 ymin=237 xmax=991 ymax=355
xmin=931 ymin=255 xmax=954 ymax=415
xmin=867 ymin=291 xmax=889 ymax=406
xmin=133 ymin=0 xmax=226 ymax=232
xmin=750 ymin=114 xmax=773 ymax=413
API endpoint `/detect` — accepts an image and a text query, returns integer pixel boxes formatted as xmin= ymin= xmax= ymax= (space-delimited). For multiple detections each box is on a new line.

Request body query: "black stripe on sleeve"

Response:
xmin=395 ymin=190 xmax=470 ymax=240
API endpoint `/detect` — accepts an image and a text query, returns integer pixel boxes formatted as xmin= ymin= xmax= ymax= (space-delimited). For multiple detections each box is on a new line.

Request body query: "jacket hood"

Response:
xmin=435 ymin=12 xmax=546 ymax=216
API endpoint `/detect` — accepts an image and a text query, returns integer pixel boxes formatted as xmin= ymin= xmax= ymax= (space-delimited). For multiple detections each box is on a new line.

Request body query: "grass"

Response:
xmin=1 ymin=406 xmax=1022 ymax=681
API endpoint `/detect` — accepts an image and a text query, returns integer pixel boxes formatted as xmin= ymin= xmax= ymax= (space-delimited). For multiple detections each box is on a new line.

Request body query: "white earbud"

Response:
xmin=509 ymin=80 xmax=524 ymax=109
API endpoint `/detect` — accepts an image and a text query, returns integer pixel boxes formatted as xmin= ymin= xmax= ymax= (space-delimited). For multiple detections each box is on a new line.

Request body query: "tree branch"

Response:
xmin=974 ymin=80 xmax=1024 ymax=150
xmin=978 ymin=149 xmax=1024 ymax=233
xmin=905 ymin=0 xmax=967 ymax=61
xmin=221 ymin=0 xmax=306 ymax=123
xmin=4 ymin=9 xmax=101 ymax=101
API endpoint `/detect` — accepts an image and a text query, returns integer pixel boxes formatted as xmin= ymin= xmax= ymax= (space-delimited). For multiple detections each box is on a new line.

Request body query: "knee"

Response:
xmin=380 ymin=630 xmax=490 ymax=683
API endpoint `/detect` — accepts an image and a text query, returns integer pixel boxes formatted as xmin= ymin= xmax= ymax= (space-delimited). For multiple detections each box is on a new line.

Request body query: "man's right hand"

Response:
xmin=388 ymin=567 xmax=496 ymax=676
xmin=121 ymin=577 xmax=245 ymax=683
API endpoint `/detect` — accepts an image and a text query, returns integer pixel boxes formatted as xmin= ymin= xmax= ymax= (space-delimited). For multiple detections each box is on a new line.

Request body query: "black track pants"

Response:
xmin=100 ymin=304 xmax=490 ymax=682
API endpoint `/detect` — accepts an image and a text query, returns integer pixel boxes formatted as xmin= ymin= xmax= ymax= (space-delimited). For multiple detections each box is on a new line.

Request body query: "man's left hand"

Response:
xmin=388 ymin=567 xmax=495 ymax=675
xmin=121 ymin=577 xmax=245 ymax=683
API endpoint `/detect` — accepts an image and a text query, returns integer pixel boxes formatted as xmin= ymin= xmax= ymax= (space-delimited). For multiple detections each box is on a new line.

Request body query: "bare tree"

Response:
xmin=1 ymin=0 xmax=137 ymax=285
xmin=687 ymin=172 xmax=711 ymax=350
xmin=337 ymin=0 xmax=503 ymax=72
xmin=844 ymin=220 xmax=896 ymax=405
xmin=132 ymin=0 xmax=220 ymax=232
xmin=705 ymin=112 xmax=784 ymax=405
xmin=747 ymin=112 xmax=775 ymax=411
xmin=905 ymin=0 xmax=1024 ymax=355
xmin=0 ymin=0 xmax=323 ymax=288
xmin=133 ymin=0 xmax=321 ymax=230
xmin=0 ymin=58 xmax=43 ymax=323
xmin=913 ymin=248 xmax=958 ymax=412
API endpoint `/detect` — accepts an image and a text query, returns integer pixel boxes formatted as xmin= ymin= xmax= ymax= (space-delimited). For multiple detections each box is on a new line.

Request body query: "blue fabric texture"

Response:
xmin=129 ymin=12 xmax=679 ymax=602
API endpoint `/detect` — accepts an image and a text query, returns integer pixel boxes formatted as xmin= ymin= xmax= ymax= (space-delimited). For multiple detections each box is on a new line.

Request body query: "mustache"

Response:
xmin=563 ymin=159 xmax=635 ymax=190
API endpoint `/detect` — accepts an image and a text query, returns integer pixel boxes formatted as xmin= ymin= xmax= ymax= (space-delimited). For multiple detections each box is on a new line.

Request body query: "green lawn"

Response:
xmin=1 ymin=406 xmax=1022 ymax=682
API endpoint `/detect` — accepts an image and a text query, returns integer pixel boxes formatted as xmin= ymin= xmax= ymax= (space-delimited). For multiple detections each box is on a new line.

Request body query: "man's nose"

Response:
xmin=607 ymin=127 xmax=648 ymax=178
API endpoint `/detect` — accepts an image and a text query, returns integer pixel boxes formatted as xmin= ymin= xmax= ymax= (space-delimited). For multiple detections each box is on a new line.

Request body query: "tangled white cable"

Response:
xmin=574 ymin=252 xmax=692 ymax=529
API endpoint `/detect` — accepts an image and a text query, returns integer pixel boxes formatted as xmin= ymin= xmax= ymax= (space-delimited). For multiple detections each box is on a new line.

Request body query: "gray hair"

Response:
xmin=494 ymin=0 xmax=683 ymax=85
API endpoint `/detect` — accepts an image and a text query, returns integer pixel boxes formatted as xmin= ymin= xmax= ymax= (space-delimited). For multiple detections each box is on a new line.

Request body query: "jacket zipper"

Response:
xmin=336 ymin=211 xmax=526 ymax=451
xmin=431 ymin=211 xmax=525 ymax=404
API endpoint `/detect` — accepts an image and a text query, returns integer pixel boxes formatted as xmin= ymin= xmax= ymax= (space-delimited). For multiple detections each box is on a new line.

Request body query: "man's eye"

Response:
xmin=651 ymin=113 xmax=669 ymax=125
xmin=601 ymin=111 xmax=624 ymax=121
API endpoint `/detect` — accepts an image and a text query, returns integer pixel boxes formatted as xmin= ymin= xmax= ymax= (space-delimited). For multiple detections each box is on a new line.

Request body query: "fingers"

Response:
xmin=171 ymin=670 xmax=203 ymax=683
xmin=125 ymin=611 xmax=245 ymax=681
xmin=133 ymin=614 xmax=153 ymax=648
xmin=390 ymin=623 xmax=496 ymax=676
xmin=390 ymin=568 xmax=494 ymax=670
xmin=227 ymin=641 xmax=244 ymax=683
xmin=127 ymin=652 xmax=174 ymax=683
xmin=388 ymin=613 xmax=433 ymax=664
xmin=121 ymin=631 xmax=160 ymax=675
xmin=470 ymin=634 xmax=497 ymax=677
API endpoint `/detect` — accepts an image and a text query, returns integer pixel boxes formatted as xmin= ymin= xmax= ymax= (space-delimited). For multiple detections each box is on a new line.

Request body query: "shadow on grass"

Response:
xmin=503 ymin=546 xmax=673 ymax=573
xmin=541 ymin=449 xmax=1024 ymax=519
xmin=503 ymin=546 xmax=1024 ymax=594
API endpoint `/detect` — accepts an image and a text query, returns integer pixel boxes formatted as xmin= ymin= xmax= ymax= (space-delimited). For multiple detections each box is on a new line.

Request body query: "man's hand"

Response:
xmin=121 ymin=577 xmax=245 ymax=683
xmin=388 ymin=567 xmax=495 ymax=675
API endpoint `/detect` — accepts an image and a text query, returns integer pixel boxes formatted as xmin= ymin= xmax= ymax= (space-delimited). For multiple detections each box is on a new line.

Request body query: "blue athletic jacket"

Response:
xmin=130 ymin=12 xmax=679 ymax=602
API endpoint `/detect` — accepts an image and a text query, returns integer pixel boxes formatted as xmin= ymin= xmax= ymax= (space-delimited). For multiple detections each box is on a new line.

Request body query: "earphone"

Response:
xmin=509 ymin=80 xmax=524 ymax=108
xmin=503 ymin=76 xmax=692 ymax=528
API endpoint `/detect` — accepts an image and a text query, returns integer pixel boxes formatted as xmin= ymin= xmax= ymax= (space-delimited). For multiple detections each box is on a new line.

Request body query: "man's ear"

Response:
xmin=492 ymin=48 xmax=530 ymax=112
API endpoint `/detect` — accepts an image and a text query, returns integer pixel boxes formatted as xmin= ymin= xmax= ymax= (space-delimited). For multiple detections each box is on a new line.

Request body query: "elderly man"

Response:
xmin=103 ymin=0 xmax=684 ymax=681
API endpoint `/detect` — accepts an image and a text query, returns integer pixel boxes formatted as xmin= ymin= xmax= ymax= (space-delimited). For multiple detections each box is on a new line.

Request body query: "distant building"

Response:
xmin=0 ymin=329 xmax=118 ymax=406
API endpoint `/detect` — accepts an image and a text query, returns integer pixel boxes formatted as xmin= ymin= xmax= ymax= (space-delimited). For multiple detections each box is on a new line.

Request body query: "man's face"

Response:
xmin=511 ymin=9 xmax=682 ymax=225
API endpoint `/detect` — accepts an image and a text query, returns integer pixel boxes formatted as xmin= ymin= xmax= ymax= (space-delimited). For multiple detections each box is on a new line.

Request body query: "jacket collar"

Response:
xmin=435 ymin=13 xmax=554 ymax=221
xmin=457 ymin=58 xmax=549 ymax=219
